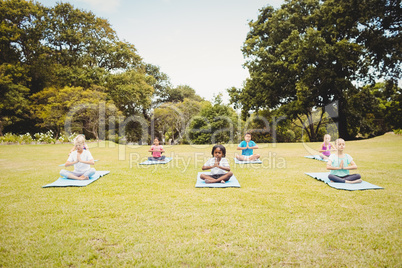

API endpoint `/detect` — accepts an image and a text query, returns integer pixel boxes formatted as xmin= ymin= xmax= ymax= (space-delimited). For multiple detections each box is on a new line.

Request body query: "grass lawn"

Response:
xmin=0 ymin=133 xmax=401 ymax=267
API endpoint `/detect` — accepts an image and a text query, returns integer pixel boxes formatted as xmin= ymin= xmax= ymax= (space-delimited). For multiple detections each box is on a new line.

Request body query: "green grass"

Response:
xmin=0 ymin=133 xmax=401 ymax=267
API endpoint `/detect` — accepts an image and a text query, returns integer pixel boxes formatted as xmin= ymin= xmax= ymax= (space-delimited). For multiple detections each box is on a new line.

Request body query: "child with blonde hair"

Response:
xmin=319 ymin=134 xmax=335 ymax=160
xmin=68 ymin=134 xmax=89 ymax=156
xmin=60 ymin=135 xmax=95 ymax=180
xmin=326 ymin=138 xmax=362 ymax=183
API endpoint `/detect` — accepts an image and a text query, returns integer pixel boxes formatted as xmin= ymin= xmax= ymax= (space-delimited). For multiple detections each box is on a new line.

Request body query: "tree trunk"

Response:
xmin=337 ymin=97 xmax=351 ymax=140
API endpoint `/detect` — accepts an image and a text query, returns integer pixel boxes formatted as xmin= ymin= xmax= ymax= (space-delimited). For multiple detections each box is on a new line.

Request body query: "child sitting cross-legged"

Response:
xmin=200 ymin=144 xmax=233 ymax=184
xmin=235 ymin=132 xmax=260 ymax=161
xmin=148 ymin=137 xmax=166 ymax=161
xmin=60 ymin=135 xmax=95 ymax=180
xmin=326 ymin=138 xmax=362 ymax=184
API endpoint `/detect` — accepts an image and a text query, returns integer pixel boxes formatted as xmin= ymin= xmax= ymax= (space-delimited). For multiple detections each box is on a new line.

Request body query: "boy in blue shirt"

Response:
xmin=235 ymin=132 xmax=260 ymax=161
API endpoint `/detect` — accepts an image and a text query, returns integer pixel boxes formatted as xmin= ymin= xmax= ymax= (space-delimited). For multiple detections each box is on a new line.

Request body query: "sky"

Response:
xmin=36 ymin=0 xmax=285 ymax=103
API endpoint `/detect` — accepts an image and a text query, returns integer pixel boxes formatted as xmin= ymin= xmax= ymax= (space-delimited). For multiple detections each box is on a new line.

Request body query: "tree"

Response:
xmin=157 ymin=84 xmax=203 ymax=104
xmin=145 ymin=64 xmax=172 ymax=106
xmin=107 ymin=69 xmax=154 ymax=117
xmin=0 ymin=63 xmax=31 ymax=135
xmin=153 ymin=98 xmax=202 ymax=144
xmin=0 ymin=0 xmax=51 ymax=94
xmin=348 ymin=81 xmax=402 ymax=137
xmin=230 ymin=0 xmax=401 ymax=141
xmin=106 ymin=69 xmax=155 ymax=142
xmin=1 ymin=0 xmax=147 ymax=135
xmin=30 ymin=85 xmax=120 ymax=139
xmin=188 ymin=94 xmax=238 ymax=144
xmin=0 ymin=0 xmax=50 ymax=134
xmin=45 ymin=2 xmax=142 ymax=88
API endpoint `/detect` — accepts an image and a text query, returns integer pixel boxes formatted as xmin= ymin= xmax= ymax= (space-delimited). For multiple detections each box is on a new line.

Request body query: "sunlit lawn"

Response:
xmin=0 ymin=133 xmax=401 ymax=266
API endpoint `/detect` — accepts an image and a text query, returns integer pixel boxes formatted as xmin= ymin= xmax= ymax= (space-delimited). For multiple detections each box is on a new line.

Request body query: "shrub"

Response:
xmin=58 ymin=132 xmax=78 ymax=143
xmin=34 ymin=130 xmax=56 ymax=144
xmin=20 ymin=133 xmax=34 ymax=144
xmin=1 ymin=133 xmax=17 ymax=144
xmin=393 ymin=129 xmax=402 ymax=135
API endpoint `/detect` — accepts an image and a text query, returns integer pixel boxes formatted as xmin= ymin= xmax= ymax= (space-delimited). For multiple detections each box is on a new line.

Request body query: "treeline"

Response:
xmin=0 ymin=0 xmax=240 ymax=144
xmin=229 ymin=0 xmax=402 ymax=141
xmin=1 ymin=0 xmax=401 ymax=144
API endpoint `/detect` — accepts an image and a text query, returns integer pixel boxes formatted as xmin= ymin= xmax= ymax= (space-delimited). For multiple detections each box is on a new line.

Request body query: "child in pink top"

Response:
xmin=319 ymin=134 xmax=336 ymax=160
xmin=148 ymin=137 xmax=166 ymax=161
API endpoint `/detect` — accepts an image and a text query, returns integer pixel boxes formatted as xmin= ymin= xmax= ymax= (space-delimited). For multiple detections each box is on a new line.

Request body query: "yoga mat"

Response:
xmin=58 ymin=159 xmax=99 ymax=166
xmin=305 ymin=172 xmax=383 ymax=191
xmin=195 ymin=172 xmax=241 ymax=188
xmin=42 ymin=171 xmax=110 ymax=188
xmin=234 ymin=157 xmax=262 ymax=164
xmin=304 ymin=155 xmax=328 ymax=162
xmin=139 ymin=157 xmax=172 ymax=165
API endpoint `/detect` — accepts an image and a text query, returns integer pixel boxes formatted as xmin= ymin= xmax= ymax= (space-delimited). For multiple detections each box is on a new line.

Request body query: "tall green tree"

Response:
xmin=0 ymin=0 xmax=51 ymax=94
xmin=145 ymin=64 xmax=172 ymax=106
xmin=0 ymin=0 xmax=49 ymax=134
xmin=46 ymin=2 xmax=142 ymax=88
xmin=0 ymin=63 xmax=31 ymax=135
xmin=1 ymin=0 xmax=150 ymax=136
xmin=230 ymin=0 xmax=401 ymax=141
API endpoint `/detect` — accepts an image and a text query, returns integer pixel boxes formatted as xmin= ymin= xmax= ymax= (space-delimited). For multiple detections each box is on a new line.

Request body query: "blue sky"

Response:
xmin=36 ymin=0 xmax=285 ymax=103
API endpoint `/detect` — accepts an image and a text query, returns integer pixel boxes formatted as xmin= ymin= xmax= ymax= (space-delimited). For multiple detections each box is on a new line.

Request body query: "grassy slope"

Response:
xmin=0 ymin=134 xmax=401 ymax=267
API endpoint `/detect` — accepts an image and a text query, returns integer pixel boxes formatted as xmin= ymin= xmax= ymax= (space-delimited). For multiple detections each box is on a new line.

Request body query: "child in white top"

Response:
xmin=326 ymin=138 xmax=361 ymax=183
xmin=200 ymin=144 xmax=233 ymax=183
xmin=68 ymin=134 xmax=89 ymax=156
xmin=60 ymin=135 xmax=96 ymax=180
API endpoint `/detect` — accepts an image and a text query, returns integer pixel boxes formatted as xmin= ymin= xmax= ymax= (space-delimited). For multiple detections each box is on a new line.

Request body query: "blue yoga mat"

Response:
xmin=195 ymin=172 xmax=241 ymax=188
xmin=42 ymin=171 xmax=110 ymax=188
xmin=58 ymin=159 xmax=99 ymax=166
xmin=139 ymin=157 xmax=172 ymax=165
xmin=305 ymin=172 xmax=383 ymax=191
xmin=304 ymin=155 xmax=328 ymax=162
xmin=234 ymin=158 xmax=262 ymax=164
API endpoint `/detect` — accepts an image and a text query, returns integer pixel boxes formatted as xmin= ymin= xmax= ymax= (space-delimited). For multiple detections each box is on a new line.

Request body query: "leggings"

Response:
xmin=60 ymin=168 xmax=96 ymax=179
xmin=148 ymin=156 xmax=166 ymax=161
xmin=328 ymin=174 xmax=361 ymax=183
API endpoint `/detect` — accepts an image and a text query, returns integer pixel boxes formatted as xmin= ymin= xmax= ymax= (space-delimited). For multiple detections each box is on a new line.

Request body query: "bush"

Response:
xmin=20 ymin=133 xmax=34 ymax=144
xmin=393 ymin=129 xmax=402 ymax=135
xmin=58 ymin=132 xmax=78 ymax=143
xmin=34 ymin=130 xmax=56 ymax=144
xmin=1 ymin=133 xmax=17 ymax=144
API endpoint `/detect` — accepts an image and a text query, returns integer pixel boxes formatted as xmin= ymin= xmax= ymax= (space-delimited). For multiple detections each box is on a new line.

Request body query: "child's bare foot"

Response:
xmin=220 ymin=180 xmax=225 ymax=184
xmin=78 ymin=175 xmax=89 ymax=180
xmin=346 ymin=179 xmax=362 ymax=184
xmin=205 ymin=179 xmax=215 ymax=184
